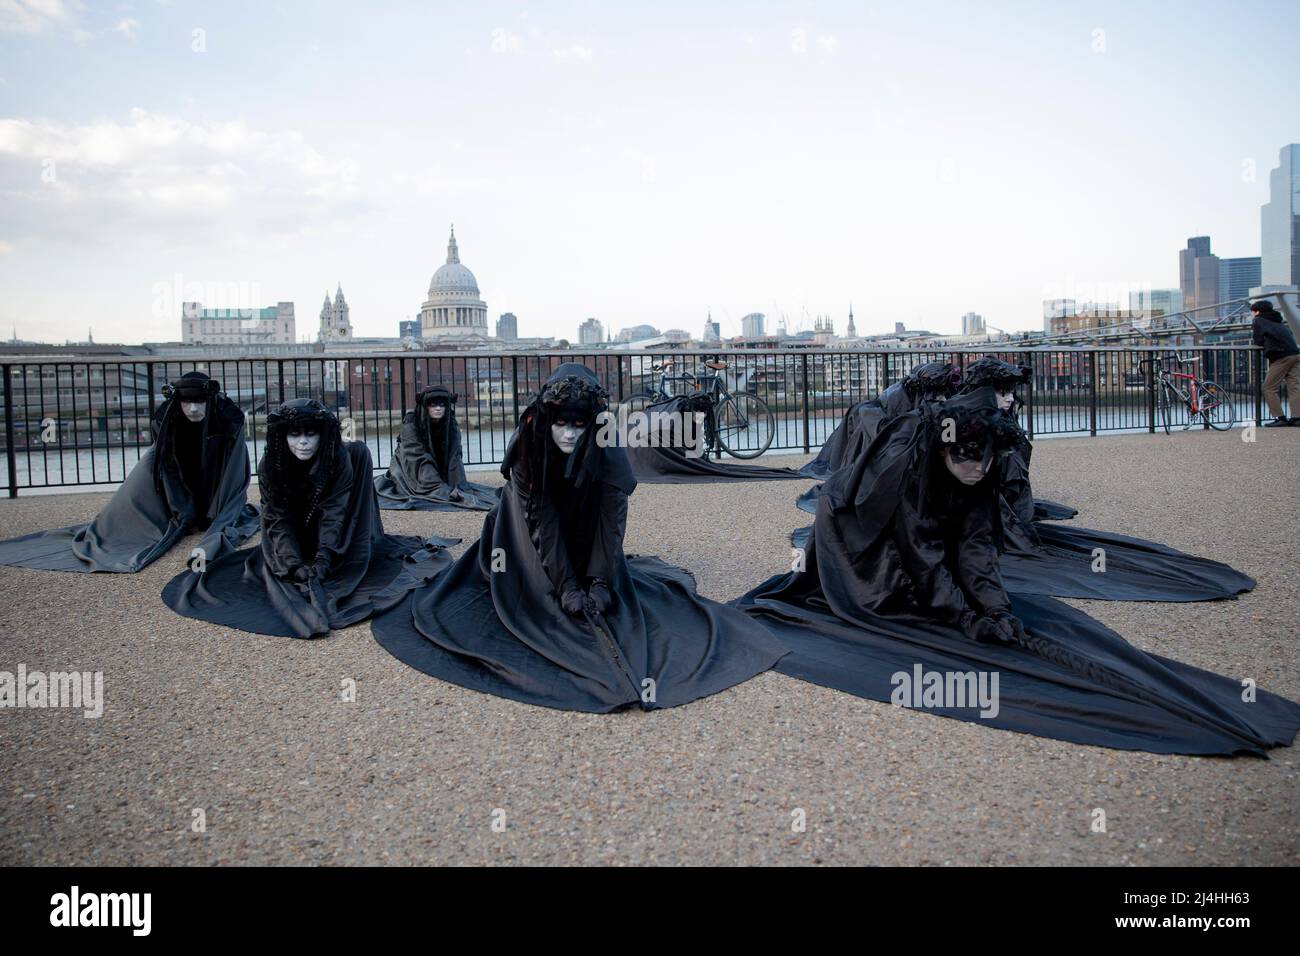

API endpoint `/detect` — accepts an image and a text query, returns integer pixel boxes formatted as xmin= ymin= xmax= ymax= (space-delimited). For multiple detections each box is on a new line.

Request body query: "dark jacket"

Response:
xmin=1252 ymin=308 xmax=1299 ymax=361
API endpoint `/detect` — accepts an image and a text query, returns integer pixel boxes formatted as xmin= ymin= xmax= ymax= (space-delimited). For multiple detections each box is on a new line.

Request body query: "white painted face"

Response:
xmin=995 ymin=389 xmax=1015 ymax=412
xmin=942 ymin=447 xmax=987 ymax=486
xmin=551 ymin=420 xmax=587 ymax=455
xmin=180 ymin=401 xmax=207 ymax=423
xmin=428 ymin=402 xmax=447 ymax=421
xmin=287 ymin=428 xmax=321 ymax=461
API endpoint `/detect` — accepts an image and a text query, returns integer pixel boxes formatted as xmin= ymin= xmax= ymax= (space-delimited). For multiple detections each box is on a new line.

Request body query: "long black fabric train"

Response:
xmin=374 ymin=384 xmax=498 ymax=511
xmin=624 ymin=394 xmax=808 ymax=483
xmin=0 ymin=371 xmax=259 ymax=573
xmin=372 ymin=363 xmax=787 ymax=712
xmin=162 ymin=399 xmax=455 ymax=638
xmin=737 ymin=391 xmax=1300 ymax=755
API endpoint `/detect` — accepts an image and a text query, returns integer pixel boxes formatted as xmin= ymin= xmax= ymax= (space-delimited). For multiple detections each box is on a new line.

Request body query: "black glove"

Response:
xmin=560 ymin=587 xmax=586 ymax=616
xmin=960 ymin=610 xmax=1006 ymax=644
xmin=310 ymin=560 xmax=330 ymax=581
xmin=286 ymin=565 xmax=310 ymax=584
xmin=987 ymin=608 xmax=1026 ymax=642
xmin=587 ymin=579 xmax=612 ymax=614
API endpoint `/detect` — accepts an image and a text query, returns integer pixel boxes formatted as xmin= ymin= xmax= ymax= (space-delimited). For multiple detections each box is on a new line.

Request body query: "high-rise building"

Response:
xmin=420 ymin=226 xmax=489 ymax=341
xmin=1219 ymin=257 xmax=1262 ymax=307
xmin=741 ymin=312 xmax=766 ymax=338
xmin=1129 ymin=288 xmax=1185 ymax=317
xmin=1262 ymin=144 xmax=1300 ymax=288
xmin=496 ymin=312 xmax=518 ymax=340
xmin=319 ymin=284 xmax=352 ymax=342
xmin=961 ymin=311 xmax=985 ymax=335
xmin=181 ymin=302 xmax=295 ymax=345
xmin=1179 ymin=236 xmax=1220 ymax=314
xmin=578 ymin=318 xmax=604 ymax=345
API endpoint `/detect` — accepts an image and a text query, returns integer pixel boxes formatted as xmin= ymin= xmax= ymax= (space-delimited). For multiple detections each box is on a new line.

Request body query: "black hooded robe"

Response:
xmin=163 ymin=437 xmax=455 ymax=639
xmin=372 ymin=363 xmax=787 ymax=712
xmin=0 ymin=389 xmax=259 ymax=573
xmin=740 ymin=395 xmax=1300 ymax=756
xmin=374 ymin=389 xmax=498 ymax=511
xmin=624 ymin=394 xmax=809 ymax=483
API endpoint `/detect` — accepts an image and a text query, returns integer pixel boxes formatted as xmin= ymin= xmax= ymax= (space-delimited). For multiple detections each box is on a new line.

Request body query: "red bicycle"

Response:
xmin=1138 ymin=354 xmax=1234 ymax=434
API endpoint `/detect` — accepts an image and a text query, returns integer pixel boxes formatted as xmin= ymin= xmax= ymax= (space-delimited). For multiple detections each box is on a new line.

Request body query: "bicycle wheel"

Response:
xmin=1158 ymin=383 xmax=1173 ymax=434
xmin=1161 ymin=383 xmax=1196 ymax=432
xmin=1197 ymin=381 xmax=1234 ymax=430
xmin=715 ymin=392 xmax=775 ymax=459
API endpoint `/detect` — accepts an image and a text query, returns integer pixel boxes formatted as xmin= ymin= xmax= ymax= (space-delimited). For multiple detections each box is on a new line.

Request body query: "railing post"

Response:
xmin=800 ymin=352 xmax=811 ymax=454
xmin=510 ymin=356 xmax=521 ymax=424
xmin=3 ymin=364 xmax=17 ymax=498
xmin=1088 ymin=351 xmax=1098 ymax=436
xmin=1021 ymin=351 xmax=1034 ymax=440
xmin=1146 ymin=354 xmax=1156 ymax=433
xmin=277 ymin=359 xmax=286 ymax=404
xmin=1201 ymin=347 xmax=1212 ymax=430
xmin=145 ymin=363 xmax=157 ymax=419
xmin=1253 ymin=348 xmax=1263 ymax=425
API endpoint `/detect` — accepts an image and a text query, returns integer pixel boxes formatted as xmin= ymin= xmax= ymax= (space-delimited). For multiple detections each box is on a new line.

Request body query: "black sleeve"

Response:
xmin=955 ymin=498 xmax=1012 ymax=614
xmin=1252 ymin=317 xmax=1264 ymax=349
xmin=585 ymin=481 xmax=628 ymax=584
xmin=310 ymin=459 xmax=355 ymax=577
xmin=260 ymin=495 xmax=306 ymax=577
xmin=1000 ymin=446 xmax=1039 ymax=534
xmin=528 ymin=481 xmax=579 ymax=596
xmin=398 ymin=419 xmax=443 ymax=489
xmin=447 ymin=430 xmax=467 ymax=487
xmin=892 ymin=500 xmax=974 ymax=627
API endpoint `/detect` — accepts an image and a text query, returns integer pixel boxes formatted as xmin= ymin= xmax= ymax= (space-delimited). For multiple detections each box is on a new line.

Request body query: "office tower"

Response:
xmin=961 ymin=311 xmax=985 ymax=335
xmin=496 ymin=312 xmax=518 ymax=340
xmin=1262 ymin=144 xmax=1300 ymax=288
xmin=1179 ymin=236 xmax=1220 ymax=313
xmin=578 ymin=317 xmax=604 ymax=345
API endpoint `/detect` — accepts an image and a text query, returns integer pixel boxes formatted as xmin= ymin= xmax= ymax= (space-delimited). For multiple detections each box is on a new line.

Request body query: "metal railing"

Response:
xmin=0 ymin=345 xmax=1272 ymax=496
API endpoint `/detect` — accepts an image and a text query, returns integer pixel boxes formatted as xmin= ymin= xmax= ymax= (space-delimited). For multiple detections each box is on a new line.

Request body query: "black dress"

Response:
xmin=739 ymin=393 xmax=1300 ymax=755
xmin=374 ymin=389 xmax=497 ymax=511
xmin=373 ymin=363 xmax=787 ymax=712
xmin=163 ymin=438 xmax=454 ymax=638
xmin=0 ymin=390 xmax=259 ymax=573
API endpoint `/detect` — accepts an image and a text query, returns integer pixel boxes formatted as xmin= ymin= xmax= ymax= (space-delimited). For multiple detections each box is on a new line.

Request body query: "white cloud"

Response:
xmin=112 ymin=17 xmax=139 ymax=41
xmin=553 ymin=42 xmax=593 ymax=60
xmin=490 ymin=27 xmax=520 ymax=54
xmin=0 ymin=0 xmax=73 ymax=34
xmin=0 ymin=108 xmax=369 ymax=242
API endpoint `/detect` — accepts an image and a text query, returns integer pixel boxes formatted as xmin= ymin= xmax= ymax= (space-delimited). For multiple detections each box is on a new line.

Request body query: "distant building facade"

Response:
xmin=419 ymin=226 xmax=489 ymax=341
xmin=961 ymin=311 xmax=985 ymax=335
xmin=1129 ymin=288 xmax=1185 ymax=317
xmin=1262 ymin=144 xmax=1300 ymax=288
xmin=496 ymin=312 xmax=518 ymax=340
xmin=578 ymin=318 xmax=604 ymax=345
xmin=702 ymin=312 xmax=720 ymax=344
xmin=741 ymin=312 xmax=766 ymax=338
xmin=1042 ymin=299 xmax=1076 ymax=331
xmin=181 ymin=302 xmax=295 ymax=346
xmin=1218 ymin=257 xmax=1262 ymax=307
xmin=616 ymin=324 xmax=658 ymax=343
xmin=399 ymin=319 xmax=421 ymax=339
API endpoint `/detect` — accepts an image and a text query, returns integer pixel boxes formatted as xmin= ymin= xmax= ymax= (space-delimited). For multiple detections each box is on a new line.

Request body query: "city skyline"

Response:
xmin=1 ymin=1 xmax=1298 ymax=344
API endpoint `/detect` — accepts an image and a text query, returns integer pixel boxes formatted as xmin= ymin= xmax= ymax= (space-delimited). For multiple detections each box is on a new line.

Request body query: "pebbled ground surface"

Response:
xmin=0 ymin=428 xmax=1297 ymax=865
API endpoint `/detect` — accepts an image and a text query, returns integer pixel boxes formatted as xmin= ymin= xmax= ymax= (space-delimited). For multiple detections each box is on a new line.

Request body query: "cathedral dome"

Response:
xmin=427 ymin=226 xmax=480 ymax=297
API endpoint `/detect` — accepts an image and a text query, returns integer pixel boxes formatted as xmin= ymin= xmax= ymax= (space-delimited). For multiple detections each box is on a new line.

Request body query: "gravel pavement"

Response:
xmin=1 ymin=428 xmax=1297 ymax=865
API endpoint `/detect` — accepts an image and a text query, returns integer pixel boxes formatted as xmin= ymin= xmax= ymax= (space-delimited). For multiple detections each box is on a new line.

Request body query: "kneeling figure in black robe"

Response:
xmin=0 ymin=371 xmax=259 ymax=573
xmin=163 ymin=398 xmax=454 ymax=638
xmin=373 ymin=363 xmax=787 ymax=712
xmin=374 ymin=384 xmax=497 ymax=511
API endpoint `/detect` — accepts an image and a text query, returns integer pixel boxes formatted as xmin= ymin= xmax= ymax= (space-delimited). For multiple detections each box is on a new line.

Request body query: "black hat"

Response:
xmin=266 ymin=397 xmax=337 ymax=429
xmin=934 ymin=388 xmax=1025 ymax=455
xmin=905 ymin=361 xmax=963 ymax=398
xmin=418 ymin=384 xmax=457 ymax=406
xmin=1250 ymin=299 xmax=1275 ymax=313
xmin=538 ymin=363 xmax=609 ymax=420
xmin=163 ymin=370 xmax=221 ymax=402
xmin=962 ymin=357 xmax=1031 ymax=391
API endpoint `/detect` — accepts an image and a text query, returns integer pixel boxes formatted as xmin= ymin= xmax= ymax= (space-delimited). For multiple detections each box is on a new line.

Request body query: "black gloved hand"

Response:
xmin=987 ymin=608 xmax=1026 ymax=642
xmin=587 ymin=579 xmax=612 ymax=614
xmin=960 ymin=610 xmax=1006 ymax=644
xmin=287 ymin=565 xmax=310 ymax=584
xmin=560 ymin=587 xmax=586 ymax=616
xmin=310 ymin=561 xmax=330 ymax=582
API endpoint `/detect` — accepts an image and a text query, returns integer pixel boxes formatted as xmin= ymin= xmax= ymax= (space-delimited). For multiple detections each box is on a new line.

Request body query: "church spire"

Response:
xmin=446 ymin=225 xmax=460 ymax=265
xmin=847 ymin=302 xmax=856 ymax=337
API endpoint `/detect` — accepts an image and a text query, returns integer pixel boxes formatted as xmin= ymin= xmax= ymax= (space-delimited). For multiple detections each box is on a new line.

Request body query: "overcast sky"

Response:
xmin=1 ymin=0 xmax=1297 ymax=344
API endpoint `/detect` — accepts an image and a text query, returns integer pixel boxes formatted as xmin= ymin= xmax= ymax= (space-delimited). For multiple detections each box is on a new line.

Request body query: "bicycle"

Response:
xmin=620 ymin=357 xmax=776 ymax=459
xmin=1138 ymin=353 xmax=1234 ymax=434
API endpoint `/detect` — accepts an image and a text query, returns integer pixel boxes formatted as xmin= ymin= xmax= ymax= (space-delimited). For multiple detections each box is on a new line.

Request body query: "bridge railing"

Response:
xmin=0 ymin=344 xmax=1272 ymax=496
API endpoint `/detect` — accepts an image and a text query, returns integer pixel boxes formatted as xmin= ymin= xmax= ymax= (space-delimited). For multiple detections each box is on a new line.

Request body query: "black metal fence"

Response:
xmin=0 ymin=345 xmax=1268 ymax=496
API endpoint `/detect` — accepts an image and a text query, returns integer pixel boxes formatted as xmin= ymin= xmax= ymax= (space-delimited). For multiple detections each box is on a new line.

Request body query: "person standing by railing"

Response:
xmin=1252 ymin=298 xmax=1300 ymax=427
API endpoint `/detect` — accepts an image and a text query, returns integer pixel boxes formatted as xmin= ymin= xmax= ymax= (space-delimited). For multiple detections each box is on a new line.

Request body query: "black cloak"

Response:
xmin=374 ymin=384 xmax=498 ymax=511
xmin=0 ymin=371 xmax=259 ymax=573
xmin=624 ymin=393 xmax=808 ymax=483
xmin=372 ymin=363 xmax=787 ymax=712
xmin=739 ymin=390 xmax=1300 ymax=755
xmin=162 ymin=398 xmax=454 ymax=638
